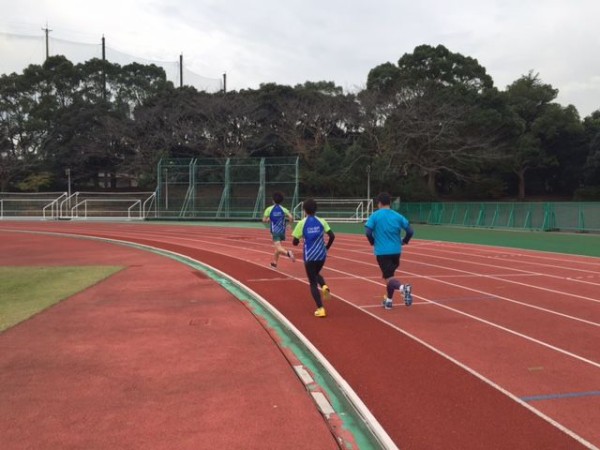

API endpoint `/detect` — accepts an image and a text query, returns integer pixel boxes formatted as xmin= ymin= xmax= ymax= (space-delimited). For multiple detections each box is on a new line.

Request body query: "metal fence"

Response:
xmin=4 ymin=187 xmax=598 ymax=232
xmin=156 ymin=157 xmax=299 ymax=220
xmin=397 ymin=202 xmax=600 ymax=232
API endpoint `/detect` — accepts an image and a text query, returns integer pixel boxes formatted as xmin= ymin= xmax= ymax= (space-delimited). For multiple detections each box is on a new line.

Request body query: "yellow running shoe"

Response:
xmin=314 ymin=307 xmax=327 ymax=318
xmin=321 ymin=285 xmax=330 ymax=300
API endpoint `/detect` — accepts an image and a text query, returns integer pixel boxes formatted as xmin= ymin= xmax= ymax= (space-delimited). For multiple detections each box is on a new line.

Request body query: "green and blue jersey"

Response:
xmin=293 ymin=215 xmax=331 ymax=261
xmin=263 ymin=204 xmax=290 ymax=235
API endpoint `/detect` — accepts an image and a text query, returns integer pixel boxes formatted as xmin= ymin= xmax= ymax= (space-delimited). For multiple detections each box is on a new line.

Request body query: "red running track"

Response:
xmin=1 ymin=221 xmax=599 ymax=449
xmin=0 ymin=230 xmax=340 ymax=450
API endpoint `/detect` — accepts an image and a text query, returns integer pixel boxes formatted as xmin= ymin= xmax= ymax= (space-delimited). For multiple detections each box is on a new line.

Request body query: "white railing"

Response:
xmin=0 ymin=192 xmax=67 ymax=220
xmin=60 ymin=192 xmax=79 ymax=218
xmin=293 ymin=198 xmax=374 ymax=223
xmin=70 ymin=198 xmax=144 ymax=220
xmin=43 ymin=193 xmax=68 ymax=219
xmin=142 ymin=191 xmax=157 ymax=218
xmin=0 ymin=191 xmax=156 ymax=220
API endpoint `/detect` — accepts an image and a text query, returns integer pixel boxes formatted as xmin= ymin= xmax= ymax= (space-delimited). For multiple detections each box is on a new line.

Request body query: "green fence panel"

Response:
xmin=396 ymin=202 xmax=600 ymax=233
xmin=156 ymin=157 xmax=299 ymax=220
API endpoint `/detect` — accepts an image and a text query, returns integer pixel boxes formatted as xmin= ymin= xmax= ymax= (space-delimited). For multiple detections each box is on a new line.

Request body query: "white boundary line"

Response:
xmin=328 ymin=250 xmax=600 ymax=324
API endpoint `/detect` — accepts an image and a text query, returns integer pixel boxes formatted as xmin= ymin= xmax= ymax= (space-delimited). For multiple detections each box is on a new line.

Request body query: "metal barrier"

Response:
xmin=397 ymin=202 xmax=600 ymax=232
xmin=66 ymin=192 xmax=155 ymax=220
xmin=293 ymin=198 xmax=374 ymax=223
xmin=43 ymin=193 xmax=68 ymax=219
xmin=0 ymin=191 xmax=154 ymax=220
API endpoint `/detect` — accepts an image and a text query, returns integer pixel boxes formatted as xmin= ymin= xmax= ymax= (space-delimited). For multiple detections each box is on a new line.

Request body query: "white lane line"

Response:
xmin=136 ymin=231 xmax=600 ymax=365
xmin=410 ymin=247 xmax=600 ymax=287
xmin=324 ymin=252 xmax=600 ymax=328
xmin=412 ymin=246 xmax=600 ymax=277
xmin=26 ymin=226 xmax=600 ymax=353
xmin=73 ymin=226 xmax=600 ymax=326
xmin=331 ymin=246 xmax=600 ymax=307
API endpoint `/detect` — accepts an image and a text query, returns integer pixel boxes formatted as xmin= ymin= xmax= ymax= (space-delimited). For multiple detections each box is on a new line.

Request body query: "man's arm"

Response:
xmin=292 ymin=220 xmax=302 ymax=246
xmin=326 ymin=230 xmax=335 ymax=250
xmin=402 ymin=226 xmax=414 ymax=245
xmin=365 ymin=226 xmax=375 ymax=246
xmin=262 ymin=207 xmax=271 ymax=223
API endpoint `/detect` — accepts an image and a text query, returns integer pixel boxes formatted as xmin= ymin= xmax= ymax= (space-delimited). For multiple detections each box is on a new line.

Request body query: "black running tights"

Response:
xmin=304 ymin=260 xmax=326 ymax=308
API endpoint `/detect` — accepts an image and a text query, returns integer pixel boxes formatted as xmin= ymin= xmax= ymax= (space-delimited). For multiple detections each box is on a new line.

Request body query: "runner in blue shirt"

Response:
xmin=365 ymin=192 xmax=414 ymax=309
xmin=263 ymin=191 xmax=295 ymax=268
xmin=292 ymin=198 xmax=335 ymax=318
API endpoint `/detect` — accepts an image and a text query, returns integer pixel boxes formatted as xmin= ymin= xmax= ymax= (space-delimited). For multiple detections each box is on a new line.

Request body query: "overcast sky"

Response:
xmin=1 ymin=0 xmax=599 ymax=117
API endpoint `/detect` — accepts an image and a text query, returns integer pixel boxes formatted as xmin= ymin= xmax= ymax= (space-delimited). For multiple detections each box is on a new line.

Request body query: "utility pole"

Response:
xmin=101 ymin=35 xmax=107 ymax=100
xmin=179 ymin=54 xmax=183 ymax=88
xmin=42 ymin=23 xmax=52 ymax=60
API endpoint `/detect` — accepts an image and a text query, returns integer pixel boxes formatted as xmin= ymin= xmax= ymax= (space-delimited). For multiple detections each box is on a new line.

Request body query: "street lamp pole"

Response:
xmin=66 ymin=168 xmax=72 ymax=210
xmin=66 ymin=168 xmax=71 ymax=197
xmin=164 ymin=168 xmax=169 ymax=210
xmin=366 ymin=165 xmax=371 ymax=202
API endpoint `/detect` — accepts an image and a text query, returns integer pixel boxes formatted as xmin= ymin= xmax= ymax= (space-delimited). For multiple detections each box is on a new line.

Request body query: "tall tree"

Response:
xmin=0 ymin=58 xmax=75 ymax=190
xmin=0 ymin=73 xmax=33 ymax=190
xmin=503 ymin=72 xmax=571 ymax=199
xmin=366 ymin=45 xmax=506 ymax=196
xmin=582 ymin=110 xmax=600 ymax=188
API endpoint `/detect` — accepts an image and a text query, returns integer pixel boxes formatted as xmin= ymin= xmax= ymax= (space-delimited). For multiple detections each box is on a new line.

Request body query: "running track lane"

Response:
xmin=4 ymin=222 xmax=592 ymax=449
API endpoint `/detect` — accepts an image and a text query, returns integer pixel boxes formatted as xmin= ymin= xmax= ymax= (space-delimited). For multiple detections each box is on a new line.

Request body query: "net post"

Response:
xmin=217 ymin=158 xmax=231 ymax=218
xmin=293 ymin=156 xmax=299 ymax=208
xmin=191 ymin=158 xmax=197 ymax=213
xmin=253 ymin=158 xmax=266 ymax=219
xmin=507 ymin=203 xmax=515 ymax=227
xmin=157 ymin=158 xmax=163 ymax=211
xmin=577 ymin=204 xmax=585 ymax=231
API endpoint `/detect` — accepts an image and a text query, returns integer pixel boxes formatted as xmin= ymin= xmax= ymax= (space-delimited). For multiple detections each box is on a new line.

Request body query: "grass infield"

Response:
xmin=0 ymin=266 xmax=123 ymax=332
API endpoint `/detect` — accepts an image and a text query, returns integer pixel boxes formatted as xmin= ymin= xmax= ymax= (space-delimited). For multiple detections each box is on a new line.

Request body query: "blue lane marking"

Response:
xmin=521 ymin=390 xmax=600 ymax=402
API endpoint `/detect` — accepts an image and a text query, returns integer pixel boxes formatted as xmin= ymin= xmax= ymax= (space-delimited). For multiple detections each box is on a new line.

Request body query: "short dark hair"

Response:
xmin=272 ymin=191 xmax=284 ymax=204
xmin=376 ymin=192 xmax=391 ymax=206
xmin=303 ymin=198 xmax=317 ymax=215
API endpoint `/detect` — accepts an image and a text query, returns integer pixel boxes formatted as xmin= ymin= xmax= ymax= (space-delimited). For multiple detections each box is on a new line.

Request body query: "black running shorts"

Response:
xmin=376 ymin=254 xmax=400 ymax=279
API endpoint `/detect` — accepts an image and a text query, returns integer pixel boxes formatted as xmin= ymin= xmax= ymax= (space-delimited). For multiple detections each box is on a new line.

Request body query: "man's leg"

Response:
xmin=315 ymin=271 xmax=329 ymax=299
xmin=305 ymin=261 xmax=326 ymax=317
xmin=272 ymin=240 xmax=294 ymax=267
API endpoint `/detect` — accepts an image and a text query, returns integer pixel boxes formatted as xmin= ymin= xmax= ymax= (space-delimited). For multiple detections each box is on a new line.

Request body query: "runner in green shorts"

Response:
xmin=263 ymin=191 xmax=296 ymax=268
